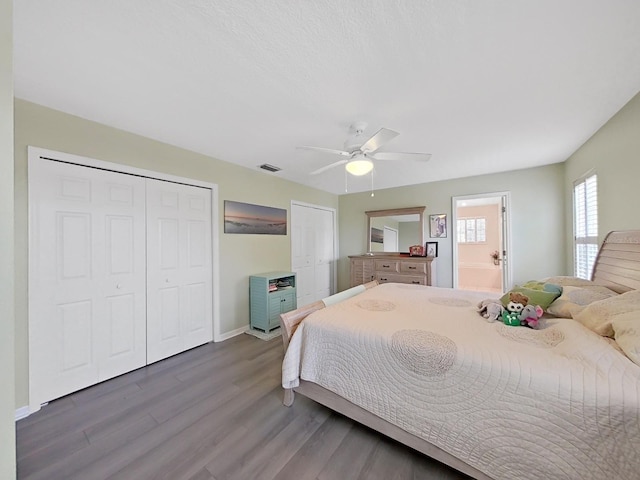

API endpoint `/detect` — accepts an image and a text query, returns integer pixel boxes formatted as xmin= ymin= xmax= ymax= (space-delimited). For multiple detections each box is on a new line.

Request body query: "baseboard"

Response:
xmin=217 ymin=325 xmax=249 ymax=342
xmin=15 ymin=405 xmax=32 ymax=421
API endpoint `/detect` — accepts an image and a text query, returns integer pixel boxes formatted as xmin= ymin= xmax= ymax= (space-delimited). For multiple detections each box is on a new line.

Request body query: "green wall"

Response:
xmin=1 ymin=0 xmax=16 ymax=476
xmin=563 ymin=91 xmax=640 ymax=273
xmin=14 ymin=99 xmax=338 ymax=409
xmin=338 ymin=163 xmax=567 ymax=292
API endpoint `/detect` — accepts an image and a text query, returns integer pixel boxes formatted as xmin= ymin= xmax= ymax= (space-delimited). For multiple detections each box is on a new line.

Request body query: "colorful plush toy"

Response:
xmin=519 ymin=304 xmax=544 ymax=328
xmin=502 ymin=292 xmax=529 ymax=327
xmin=477 ymin=299 xmax=504 ymax=322
xmin=501 ymin=291 xmax=543 ymax=328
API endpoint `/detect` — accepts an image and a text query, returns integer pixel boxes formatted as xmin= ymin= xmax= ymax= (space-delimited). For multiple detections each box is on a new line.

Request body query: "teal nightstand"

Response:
xmin=249 ymin=272 xmax=297 ymax=333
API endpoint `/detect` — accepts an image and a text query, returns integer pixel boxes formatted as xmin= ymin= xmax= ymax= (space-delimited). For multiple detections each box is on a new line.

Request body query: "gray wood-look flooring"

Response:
xmin=17 ymin=333 xmax=469 ymax=480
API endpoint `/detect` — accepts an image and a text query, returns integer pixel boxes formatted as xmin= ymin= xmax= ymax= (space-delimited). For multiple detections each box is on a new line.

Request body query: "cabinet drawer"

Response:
xmin=374 ymin=260 xmax=399 ymax=272
xmin=376 ymin=273 xmax=426 ymax=285
xmin=400 ymin=261 xmax=427 ymax=274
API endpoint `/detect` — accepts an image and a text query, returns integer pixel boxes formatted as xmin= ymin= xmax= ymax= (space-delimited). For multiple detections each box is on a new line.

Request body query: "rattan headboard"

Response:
xmin=591 ymin=230 xmax=640 ymax=293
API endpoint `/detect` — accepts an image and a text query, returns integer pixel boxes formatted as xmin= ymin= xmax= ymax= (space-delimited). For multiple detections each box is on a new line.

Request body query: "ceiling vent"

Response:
xmin=259 ymin=163 xmax=281 ymax=172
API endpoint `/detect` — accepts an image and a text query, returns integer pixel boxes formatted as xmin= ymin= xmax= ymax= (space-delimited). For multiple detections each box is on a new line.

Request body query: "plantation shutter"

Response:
xmin=574 ymin=174 xmax=598 ymax=279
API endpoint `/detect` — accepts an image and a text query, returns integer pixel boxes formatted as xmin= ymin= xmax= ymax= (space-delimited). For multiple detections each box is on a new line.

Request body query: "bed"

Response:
xmin=279 ymin=230 xmax=640 ymax=480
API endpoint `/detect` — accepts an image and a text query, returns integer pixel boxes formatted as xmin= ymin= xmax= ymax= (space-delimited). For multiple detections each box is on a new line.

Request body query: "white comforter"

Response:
xmin=282 ymin=283 xmax=640 ymax=480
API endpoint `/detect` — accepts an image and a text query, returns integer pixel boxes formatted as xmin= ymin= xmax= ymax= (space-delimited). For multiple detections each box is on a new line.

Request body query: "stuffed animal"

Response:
xmin=502 ymin=292 xmax=529 ymax=326
xmin=519 ymin=304 xmax=544 ymax=329
xmin=477 ymin=299 xmax=504 ymax=322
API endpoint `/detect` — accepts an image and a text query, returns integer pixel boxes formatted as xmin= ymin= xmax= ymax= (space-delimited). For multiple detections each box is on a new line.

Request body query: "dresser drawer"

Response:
xmin=374 ymin=260 xmax=399 ymax=272
xmin=399 ymin=261 xmax=427 ymax=274
xmin=376 ymin=273 xmax=426 ymax=285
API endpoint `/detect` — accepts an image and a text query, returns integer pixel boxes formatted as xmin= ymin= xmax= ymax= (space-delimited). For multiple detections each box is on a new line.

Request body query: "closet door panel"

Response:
xmin=147 ymin=179 xmax=212 ymax=363
xmin=95 ymin=171 xmax=147 ymax=382
xmin=29 ymin=159 xmax=146 ymax=406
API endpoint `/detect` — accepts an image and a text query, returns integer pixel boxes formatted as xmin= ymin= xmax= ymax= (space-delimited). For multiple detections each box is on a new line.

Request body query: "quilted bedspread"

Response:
xmin=282 ymin=283 xmax=640 ymax=480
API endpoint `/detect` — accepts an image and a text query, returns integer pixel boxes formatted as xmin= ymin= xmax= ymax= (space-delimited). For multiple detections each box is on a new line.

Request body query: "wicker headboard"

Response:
xmin=591 ymin=230 xmax=640 ymax=293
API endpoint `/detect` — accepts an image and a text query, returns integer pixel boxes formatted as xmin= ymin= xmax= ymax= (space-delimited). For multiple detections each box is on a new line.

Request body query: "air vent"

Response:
xmin=259 ymin=163 xmax=281 ymax=172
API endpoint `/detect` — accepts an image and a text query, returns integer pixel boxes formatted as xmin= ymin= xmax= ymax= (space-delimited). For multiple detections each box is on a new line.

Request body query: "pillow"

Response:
xmin=572 ymin=290 xmax=640 ymax=337
xmin=546 ymin=285 xmax=618 ymax=318
xmin=501 ymin=284 xmax=561 ymax=310
xmin=611 ymin=312 xmax=640 ymax=367
xmin=544 ymin=276 xmax=600 ymax=287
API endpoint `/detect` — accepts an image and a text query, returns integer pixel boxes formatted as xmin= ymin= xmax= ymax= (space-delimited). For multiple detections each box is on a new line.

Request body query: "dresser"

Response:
xmin=349 ymin=255 xmax=436 ymax=287
xmin=249 ymin=272 xmax=297 ymax=333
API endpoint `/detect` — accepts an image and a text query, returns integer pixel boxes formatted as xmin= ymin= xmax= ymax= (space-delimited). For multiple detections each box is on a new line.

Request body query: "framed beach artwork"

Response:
xmin=224 ymin=200 xmax=287 ymax=235
xmin=429 ymin=214 xmax=447 ymax=238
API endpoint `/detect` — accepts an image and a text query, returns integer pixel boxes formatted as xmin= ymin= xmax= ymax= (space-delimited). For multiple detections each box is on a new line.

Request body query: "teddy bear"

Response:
xmin=502 ymin=292 xmax=529 ymax=326
xmin=477 ymin=299 xmax=504 ymax=322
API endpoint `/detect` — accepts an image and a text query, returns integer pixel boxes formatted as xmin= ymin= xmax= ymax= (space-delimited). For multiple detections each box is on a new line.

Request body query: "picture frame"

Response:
xmin=429 ymin=214 xmax=447 ymax=238
xmin=370 ymin=227 xmax=384 ymax=244
xmin=224 ymin=200 xmax=287 ymax=235
xmin=425 ymin=241 xmax=438 ymax=257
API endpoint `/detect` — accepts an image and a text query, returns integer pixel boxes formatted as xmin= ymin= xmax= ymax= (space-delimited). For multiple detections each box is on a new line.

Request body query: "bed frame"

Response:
xmin=279 ymin=230 xmax=640 ymax=480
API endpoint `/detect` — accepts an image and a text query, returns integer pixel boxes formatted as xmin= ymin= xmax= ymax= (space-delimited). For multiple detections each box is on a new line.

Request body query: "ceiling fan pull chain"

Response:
xmin=370 ymin=169 xmax=375 ymax=197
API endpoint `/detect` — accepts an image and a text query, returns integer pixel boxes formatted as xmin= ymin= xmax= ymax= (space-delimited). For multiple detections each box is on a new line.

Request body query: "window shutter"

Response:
xmin=574 ymin=174 xmax=598 ymax=279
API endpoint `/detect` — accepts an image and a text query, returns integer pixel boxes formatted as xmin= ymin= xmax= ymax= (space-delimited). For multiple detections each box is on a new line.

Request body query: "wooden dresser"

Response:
xmin=349 ymin=254 xmax=436 ymax=287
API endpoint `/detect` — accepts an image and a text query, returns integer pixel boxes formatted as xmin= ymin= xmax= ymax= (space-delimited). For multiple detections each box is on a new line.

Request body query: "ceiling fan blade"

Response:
xmin=371 ymin=152 xmax=432 ymax=162
xmin=359 ymin=128 xmax=399 ymax=154
xmin=310 ymin=159 xmax=348 ymax=175
xmin=297 ymin=146 xmax=351 ymax=157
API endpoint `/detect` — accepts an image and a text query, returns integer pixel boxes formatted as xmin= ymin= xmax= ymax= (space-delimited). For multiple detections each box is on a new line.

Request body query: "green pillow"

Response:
xmin=521 ymin=280 xmax=562 ymax=296
xmin=501 ymin=285 xmax=561 ymax=310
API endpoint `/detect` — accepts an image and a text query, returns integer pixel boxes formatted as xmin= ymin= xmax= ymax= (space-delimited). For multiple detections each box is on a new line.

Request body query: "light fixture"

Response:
xmin=345 ymin=159 xmax=374 ymax=176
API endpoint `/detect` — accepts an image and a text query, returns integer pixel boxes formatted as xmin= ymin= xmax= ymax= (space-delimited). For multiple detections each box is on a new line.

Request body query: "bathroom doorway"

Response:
xmin=452 ymin=192 xmax=511 ymax=294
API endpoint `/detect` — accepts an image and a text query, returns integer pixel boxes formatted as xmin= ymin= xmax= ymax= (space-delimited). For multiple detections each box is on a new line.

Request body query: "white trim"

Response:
xmin=452 ymin=192 xmax=511 ymax=291
xmin=15 ymin=405 xmax=32 ymax=421
xmin=290 ymin=200 xmax=338 ymax=297
xmin=217 ymin=325 xmax=249 ymax=341
xmin=27 ymin=146 xmax=221 ymax=412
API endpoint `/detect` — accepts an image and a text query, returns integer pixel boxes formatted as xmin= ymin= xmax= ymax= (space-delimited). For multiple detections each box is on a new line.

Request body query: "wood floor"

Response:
xmin=16 ymin=333 xmax=470 ymax=480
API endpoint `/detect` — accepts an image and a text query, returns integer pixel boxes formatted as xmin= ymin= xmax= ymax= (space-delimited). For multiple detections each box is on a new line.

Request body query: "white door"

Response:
xmin=29 ymin=158 xmax=147 ymax=406
xmin=146 ymin=179 xmax=213 ymax=363
xmin=314 ymin=208 xmax=334 ymax=300
xmin=291 ymin=203 xmax=335 ymax=306
xmin=383 ymin=226 xmax=398 ymax=252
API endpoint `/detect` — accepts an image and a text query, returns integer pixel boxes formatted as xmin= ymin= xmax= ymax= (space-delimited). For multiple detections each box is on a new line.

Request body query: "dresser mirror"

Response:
xmin=366 ymin=206 xmax=426 ymax=253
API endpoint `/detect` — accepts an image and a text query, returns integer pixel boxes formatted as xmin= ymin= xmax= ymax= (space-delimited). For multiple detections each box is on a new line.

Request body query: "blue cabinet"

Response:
xmin=249 ymin=272 xmax=297 ymax=333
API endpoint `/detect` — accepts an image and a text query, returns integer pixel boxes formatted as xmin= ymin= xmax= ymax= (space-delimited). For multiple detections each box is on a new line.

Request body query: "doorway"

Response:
xmin=452 ymin=192 xmax=511 ymax=294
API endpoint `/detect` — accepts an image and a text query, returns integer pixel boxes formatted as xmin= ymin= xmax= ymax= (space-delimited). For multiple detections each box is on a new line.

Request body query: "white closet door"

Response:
xmin=291 ymin=203 xmax=335 ymax=306
xmin=291 ymin=203 xmax=315 ymax=306
xmin=314 ymin=208 xmax=334 ymax=300
xmin=146 ymin=179 xmax=213 ymax=363
xmin=29 ymin=159 xmax=146 ymax=406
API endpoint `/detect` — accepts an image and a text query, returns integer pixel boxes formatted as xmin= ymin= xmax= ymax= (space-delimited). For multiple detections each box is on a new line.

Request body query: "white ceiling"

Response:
xmin=13 ymin=1 xmax=640 ymax=195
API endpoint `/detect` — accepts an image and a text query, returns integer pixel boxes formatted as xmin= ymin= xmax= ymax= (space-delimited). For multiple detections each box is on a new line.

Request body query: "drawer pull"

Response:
xmin=412 ymin=281 xmax=420 ymax=284
xmin=408 ymin=266 xmax=416 ymax=269
xmin=382 ymin=264 xmax=390 ymax=268
xmin=380 ymin=277 xmax=388 ymax=281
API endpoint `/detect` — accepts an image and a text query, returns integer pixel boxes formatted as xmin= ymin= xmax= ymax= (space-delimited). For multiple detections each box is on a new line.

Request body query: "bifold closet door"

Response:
xmin=29 ymin=158 xmax=147 ymax=406
xmin=146 ymin=179 xmax=213 ymax=363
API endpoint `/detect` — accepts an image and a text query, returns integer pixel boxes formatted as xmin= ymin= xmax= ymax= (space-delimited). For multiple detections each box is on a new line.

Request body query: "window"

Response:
xmin=457 ymin=217 xmax=486 ymax=243
xmin=574 ymin=173 xmax=598 ymax=279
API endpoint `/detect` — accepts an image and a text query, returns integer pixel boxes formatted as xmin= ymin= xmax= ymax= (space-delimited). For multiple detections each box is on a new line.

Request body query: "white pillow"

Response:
xmin=546 ymin=285 xmax=618 ymax=318
xmin=573 ymin=290 xmax=640 ymax=337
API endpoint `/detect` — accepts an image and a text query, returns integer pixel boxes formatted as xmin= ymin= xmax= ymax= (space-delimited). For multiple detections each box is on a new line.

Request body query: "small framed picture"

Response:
xmin=425 ymin=241 xmax=438 ymax=257
xmin=429 ymin=214 xmax=447 ymax=238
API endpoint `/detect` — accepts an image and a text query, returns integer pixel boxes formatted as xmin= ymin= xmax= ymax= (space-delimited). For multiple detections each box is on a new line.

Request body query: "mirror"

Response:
xmin=366 ymin=206 xmax=425 ymax=254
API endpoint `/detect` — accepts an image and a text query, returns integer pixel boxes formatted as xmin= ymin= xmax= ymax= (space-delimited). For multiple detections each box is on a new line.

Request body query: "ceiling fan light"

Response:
xmin=345 ymin=159 xmax=374 ymax=176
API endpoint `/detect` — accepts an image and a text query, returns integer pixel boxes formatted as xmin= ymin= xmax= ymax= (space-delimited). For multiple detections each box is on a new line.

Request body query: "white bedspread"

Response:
xmin=282 ymin=283 xmax=640 ymax=480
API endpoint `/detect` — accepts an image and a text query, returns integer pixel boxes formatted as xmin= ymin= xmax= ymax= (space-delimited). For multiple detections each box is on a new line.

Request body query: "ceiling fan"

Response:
xmin=297 ymin=121 xmax=432 ymax=176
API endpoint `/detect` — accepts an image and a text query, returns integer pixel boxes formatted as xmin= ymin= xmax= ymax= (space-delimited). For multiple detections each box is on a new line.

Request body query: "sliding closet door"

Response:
xmin=146 ymin=179 xmax=213 ymax=363
xmin=29 ymin=158 xmax=147 ymax=406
